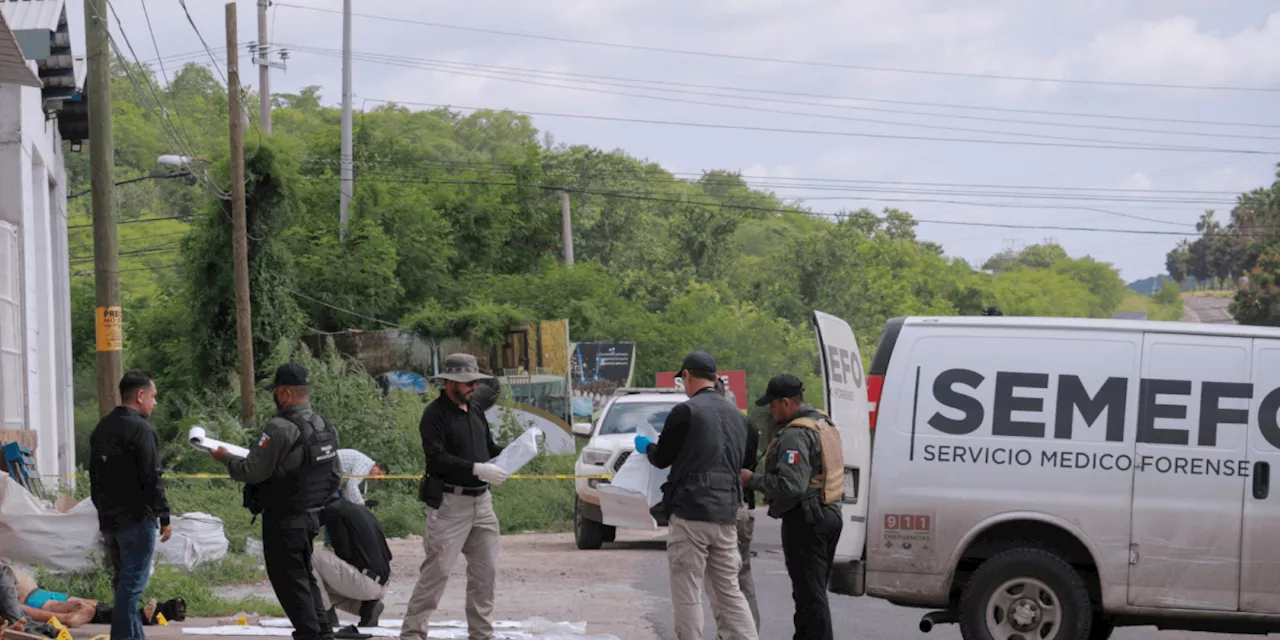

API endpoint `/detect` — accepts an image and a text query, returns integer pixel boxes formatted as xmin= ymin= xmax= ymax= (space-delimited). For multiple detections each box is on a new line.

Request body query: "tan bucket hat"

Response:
xmin=433 ymin=353 xmax=493 ymax=383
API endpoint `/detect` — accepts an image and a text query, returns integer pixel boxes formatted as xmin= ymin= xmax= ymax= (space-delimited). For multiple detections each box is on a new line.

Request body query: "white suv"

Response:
xmin=571 ymin=388 xmax=685 ymax=550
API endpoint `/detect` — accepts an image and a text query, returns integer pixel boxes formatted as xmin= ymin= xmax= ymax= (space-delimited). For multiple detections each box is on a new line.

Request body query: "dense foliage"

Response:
xmin=64 ymin=56 xmax=1155 ymax=470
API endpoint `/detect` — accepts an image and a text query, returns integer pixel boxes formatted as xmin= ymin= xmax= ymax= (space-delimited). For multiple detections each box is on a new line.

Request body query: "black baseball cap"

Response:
xmin=755 ymin=374 xmax=804 ymax=406
xmin=265 ymin=362 xmax=310 ymax=389
xmin=676 ymin=351 xmax=717 ymax=378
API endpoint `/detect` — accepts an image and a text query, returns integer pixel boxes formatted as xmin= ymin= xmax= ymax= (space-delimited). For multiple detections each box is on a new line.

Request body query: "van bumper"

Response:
xmin=866 ymin=570 xmax=951 ymax=608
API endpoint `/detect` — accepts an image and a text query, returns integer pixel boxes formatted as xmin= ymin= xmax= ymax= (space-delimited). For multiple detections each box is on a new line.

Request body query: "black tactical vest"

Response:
xmin=663 ymin=388 xmax=747 ymax=525
xmin=260 ymin=412 xmax=340 ymax=515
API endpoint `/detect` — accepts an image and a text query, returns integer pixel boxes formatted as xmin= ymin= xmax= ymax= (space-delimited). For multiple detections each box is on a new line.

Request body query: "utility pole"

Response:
xmin=227 ymin=3 xmax=256 ymax=425
xmin=560 ymin=190 xmax=574 ymax=266
xmin=255 ymin=0 xmax=271 ymax=134
xmin=338 ymin=0 xmax=353 ymax=242
xmin=86 ymin=0 xmax=122 ymax=417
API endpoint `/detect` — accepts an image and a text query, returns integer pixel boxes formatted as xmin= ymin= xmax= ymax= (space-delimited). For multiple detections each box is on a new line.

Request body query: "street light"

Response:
xmin=69 ymin=155 xmax=200 ymax=199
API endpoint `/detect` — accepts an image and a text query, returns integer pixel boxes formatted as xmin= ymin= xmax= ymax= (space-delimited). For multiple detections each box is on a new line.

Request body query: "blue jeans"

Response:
xmin=104 ymin=520 xmax=158 ymax=640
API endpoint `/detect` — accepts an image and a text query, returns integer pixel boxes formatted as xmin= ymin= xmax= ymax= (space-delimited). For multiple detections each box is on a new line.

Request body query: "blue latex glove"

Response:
xmin=634 ymin=435 xmax=654 ymax=454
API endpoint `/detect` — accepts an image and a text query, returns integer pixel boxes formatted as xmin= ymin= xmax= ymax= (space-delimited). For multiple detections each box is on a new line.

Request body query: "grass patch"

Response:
xmin=1117 ymin=291 xmax=1184 ymax=321
xmin=36 ymin=554 xmax=283 ymax=617
xmin=1184 ymin=290 xmax=1236 ymax=298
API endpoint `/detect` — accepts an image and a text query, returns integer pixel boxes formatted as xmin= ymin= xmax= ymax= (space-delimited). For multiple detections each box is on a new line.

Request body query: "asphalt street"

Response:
xmin=1182 ymin=295 xmax=1236 ymax=324
xmin=639 ymin=509 xmax=1226 ymax=640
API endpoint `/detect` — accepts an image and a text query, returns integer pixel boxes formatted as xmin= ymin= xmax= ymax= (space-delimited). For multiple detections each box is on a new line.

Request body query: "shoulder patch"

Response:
xmin=258 ymin=433 xmax=271 ymax=448
xmin=784 ymin=450 xmax=800 ymax=464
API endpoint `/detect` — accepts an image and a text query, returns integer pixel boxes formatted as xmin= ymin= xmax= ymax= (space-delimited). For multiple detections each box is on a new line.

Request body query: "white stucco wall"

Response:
xmin=0 ymin=78 xmax=76 ymax=488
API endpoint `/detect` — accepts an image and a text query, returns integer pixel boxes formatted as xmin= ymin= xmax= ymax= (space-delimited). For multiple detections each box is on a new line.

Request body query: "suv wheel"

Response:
xmin=959 ymin=548 xmax=1093 ymax=640
xmin=573 ymin=498 xmax=605 ymax=550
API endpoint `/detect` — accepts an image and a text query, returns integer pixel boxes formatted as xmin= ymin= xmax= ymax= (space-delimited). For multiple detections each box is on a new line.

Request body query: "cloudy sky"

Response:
xmin=66 ymin=0 xmax=1280 ymax=281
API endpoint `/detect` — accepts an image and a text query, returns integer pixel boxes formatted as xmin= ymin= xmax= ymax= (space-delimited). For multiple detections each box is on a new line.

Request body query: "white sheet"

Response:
xmin=489 ymin=427 xmax=543 ymax=476
xmin=188 ymin=426 xmax=250 ymax=459
xmin=185 ymin=617 xmax=615 ymax=640
xmin=597 ymin=424 xmax=667 ymax=530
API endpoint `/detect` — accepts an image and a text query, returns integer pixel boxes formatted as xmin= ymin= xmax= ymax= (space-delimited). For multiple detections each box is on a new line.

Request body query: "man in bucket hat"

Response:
xmin=400 ymin=353 xmax=507 ymax=640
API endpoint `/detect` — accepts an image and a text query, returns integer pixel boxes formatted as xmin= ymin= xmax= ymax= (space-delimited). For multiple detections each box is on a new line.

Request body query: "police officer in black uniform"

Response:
xmin=212 ymin=363 xmax=342 ymax=640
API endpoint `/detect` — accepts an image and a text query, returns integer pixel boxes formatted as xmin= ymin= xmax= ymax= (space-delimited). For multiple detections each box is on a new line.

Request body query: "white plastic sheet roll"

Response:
xmin=188 ymin=426 xmax=250 ymax=459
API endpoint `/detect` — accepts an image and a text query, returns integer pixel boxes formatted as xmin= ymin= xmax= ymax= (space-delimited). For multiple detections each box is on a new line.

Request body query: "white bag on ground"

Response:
xmin=156 ymin=511 xmax=229 ymax=569
xmin=489 ymin=427 xmax=543 ymax=476
xmin=0 ymin=476 xmax=101 ymax=573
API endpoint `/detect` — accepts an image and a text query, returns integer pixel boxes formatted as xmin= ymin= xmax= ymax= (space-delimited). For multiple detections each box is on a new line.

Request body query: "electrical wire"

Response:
xmin=273 ymin=4 xmax=1280 ymax=93
xmin=286 ymin=45 xmax=1280 ymax=142
xmin=358 ymin=97 xmax=1279 ymax=155
xmin=286 ymin=288 xmax=401 ymax=327
xmin=297 ymin=173 xmax=1255 ymax=238
xmin=299 ymin=157 xmax=1242 ymax=206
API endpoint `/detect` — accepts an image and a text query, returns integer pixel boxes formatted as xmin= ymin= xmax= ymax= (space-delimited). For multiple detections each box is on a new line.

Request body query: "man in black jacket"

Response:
xmin=89 ymin=370 xmax=173 ymax=640
xmin=401 ymin=353 xmax=506 ymax=640
xmin=313 ymin=498 xmax=392 ymax=628
xmin=634 ymin=352 xmax=758 ymax=640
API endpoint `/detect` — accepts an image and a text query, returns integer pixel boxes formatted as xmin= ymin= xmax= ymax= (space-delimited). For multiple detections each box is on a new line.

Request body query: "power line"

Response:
xmin=274 ymin=4 xmax=1280 ymax=93
xmin=303 ymin=157 xmax=1241 ymax=206
xmin=67 ymin=214 xmax=191 ymax=230
xmin=300 ymin=156 xmax=1249 ymax=196
xmin=177 ymin=0 xmax=229 ymax=87
xmin=286 ymin=288 xmax=401 ymax=328
xmin=288 ymin=45 xmax=1280 ymax=141
xmin=359 ymin=97 xmax=1279 ymax=155
xmin=298 ymin=174 xmax=1243 ymax=237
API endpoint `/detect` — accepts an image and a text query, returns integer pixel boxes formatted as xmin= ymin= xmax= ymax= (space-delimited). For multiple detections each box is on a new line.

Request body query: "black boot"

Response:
xmin=357 ymin=600 xmax=383 ymax=628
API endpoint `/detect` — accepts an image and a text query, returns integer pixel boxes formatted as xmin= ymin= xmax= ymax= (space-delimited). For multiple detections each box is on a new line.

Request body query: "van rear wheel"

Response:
xmin=959 ymin=548 xmax=1093 ymax=640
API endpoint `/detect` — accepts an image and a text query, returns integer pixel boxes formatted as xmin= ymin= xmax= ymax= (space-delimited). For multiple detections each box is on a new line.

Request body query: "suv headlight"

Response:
xmin=581 ymin=448 xmax=611 ymax=466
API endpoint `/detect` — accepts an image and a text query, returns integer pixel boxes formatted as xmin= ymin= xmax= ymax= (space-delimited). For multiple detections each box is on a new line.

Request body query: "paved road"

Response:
xmin=639 ymin=509 xmax=1222 ymax=640
xmin=1183 ymin=295 xmax=1236 ymax=324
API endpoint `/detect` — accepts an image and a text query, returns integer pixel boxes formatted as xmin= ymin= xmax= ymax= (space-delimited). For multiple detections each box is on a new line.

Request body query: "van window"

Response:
xmin=599 ymin=402 xmax=675 ymax=436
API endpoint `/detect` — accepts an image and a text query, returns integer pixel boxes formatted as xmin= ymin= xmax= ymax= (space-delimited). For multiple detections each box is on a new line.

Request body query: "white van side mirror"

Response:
xmin=572 ymin=422 xmax=593 ymax=438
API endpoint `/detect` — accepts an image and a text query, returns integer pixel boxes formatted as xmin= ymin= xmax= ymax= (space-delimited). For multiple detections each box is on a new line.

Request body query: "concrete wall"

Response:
xmin=0 ymin=79 xmax=75 ymax=486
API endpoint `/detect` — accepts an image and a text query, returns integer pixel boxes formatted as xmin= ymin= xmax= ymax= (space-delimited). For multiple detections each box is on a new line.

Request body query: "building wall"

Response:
xmin=0 ymin=79 xmax=75 ymax=487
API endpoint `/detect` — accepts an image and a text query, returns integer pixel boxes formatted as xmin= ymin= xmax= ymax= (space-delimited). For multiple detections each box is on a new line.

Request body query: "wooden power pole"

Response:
xmin=86 ymin=0 xmax=122 ymax=417
xmin=226 ymin=3 xmax=256 ymax=425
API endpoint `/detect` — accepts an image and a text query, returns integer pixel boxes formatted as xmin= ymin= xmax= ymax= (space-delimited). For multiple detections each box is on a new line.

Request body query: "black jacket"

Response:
xmin=89 ymin=407 xmax=171 ymax=532
xmin=419 ymin=391 xmax=504 ymax=488
xmin=645 ymin=388 xmax=747 ymax=524
xmin=321 ymin=499 xmax=392 ymax=583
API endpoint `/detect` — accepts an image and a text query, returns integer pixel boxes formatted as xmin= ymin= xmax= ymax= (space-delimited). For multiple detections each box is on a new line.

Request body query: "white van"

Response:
xmin=815 ymin=313 xmax=1280 ymax=640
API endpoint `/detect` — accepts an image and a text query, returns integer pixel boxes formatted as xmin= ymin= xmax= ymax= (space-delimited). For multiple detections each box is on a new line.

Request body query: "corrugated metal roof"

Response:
xmin=0 ymin=11 xmax=42 ymax=87
xmin=0 ymin=0 xmax=64 ymax=34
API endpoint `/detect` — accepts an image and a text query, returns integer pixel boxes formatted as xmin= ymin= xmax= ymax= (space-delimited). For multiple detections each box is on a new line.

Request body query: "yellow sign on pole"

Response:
xmin=95 ymin=306 xmax=123 ymax=352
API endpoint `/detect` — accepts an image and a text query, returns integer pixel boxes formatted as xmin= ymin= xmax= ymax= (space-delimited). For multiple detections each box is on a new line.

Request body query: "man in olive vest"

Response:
xmin=741 ymin=374 xmax=845 ymax=640
xmin=635 ymin=352 xmax=757 ymax=640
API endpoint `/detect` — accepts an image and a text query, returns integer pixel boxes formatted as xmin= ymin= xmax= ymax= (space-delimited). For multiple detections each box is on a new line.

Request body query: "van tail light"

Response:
xmin=867 ymin=374 xmax=884 ymax=429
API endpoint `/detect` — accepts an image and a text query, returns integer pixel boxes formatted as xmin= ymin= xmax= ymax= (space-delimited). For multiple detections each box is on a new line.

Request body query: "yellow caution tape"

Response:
xmin=91 ymin=635 xmax=110 ymax=640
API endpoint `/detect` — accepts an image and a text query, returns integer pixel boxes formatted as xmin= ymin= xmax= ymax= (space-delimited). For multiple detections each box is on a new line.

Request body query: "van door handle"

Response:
xmin=1254 ymin=461 xmax=1270 ymax=500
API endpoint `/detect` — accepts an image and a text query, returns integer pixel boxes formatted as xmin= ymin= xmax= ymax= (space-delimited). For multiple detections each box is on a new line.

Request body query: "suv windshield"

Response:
xmin=598 ymin=401 xmax=675 ymax=436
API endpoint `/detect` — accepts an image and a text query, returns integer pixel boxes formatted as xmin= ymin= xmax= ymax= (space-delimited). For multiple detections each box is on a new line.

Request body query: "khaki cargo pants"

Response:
xmin=667 ymin=513 xmax=759 ymax=640
xmin=709 ymin=506 xmax=759 ymax=638
xmin=400 ymin=491 xmax=501 ymax=640
xmin=311 ymin=548 xmax=386 ymax=618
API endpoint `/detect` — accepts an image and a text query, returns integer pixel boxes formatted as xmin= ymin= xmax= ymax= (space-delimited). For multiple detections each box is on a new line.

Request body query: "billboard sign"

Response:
xmin=656 ymin=370 xmax=748 ymax=412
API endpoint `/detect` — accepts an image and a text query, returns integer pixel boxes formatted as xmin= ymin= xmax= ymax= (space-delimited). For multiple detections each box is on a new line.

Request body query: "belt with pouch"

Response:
xmin=360 ymin=568 xmax=389 ymax=586
xmin=442 ymin=483 xmax=489 ymax=497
